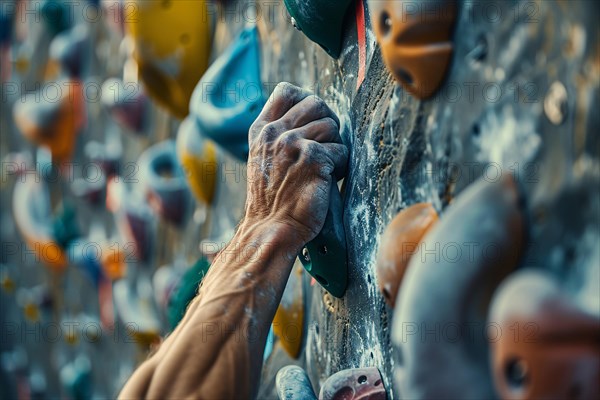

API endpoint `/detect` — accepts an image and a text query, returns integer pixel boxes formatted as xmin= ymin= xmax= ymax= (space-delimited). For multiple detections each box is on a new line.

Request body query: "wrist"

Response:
xmin=234 ymin=217 xmax=306 ymax=260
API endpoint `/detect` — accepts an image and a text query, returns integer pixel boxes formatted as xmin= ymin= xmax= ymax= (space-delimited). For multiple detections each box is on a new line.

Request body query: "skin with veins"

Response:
xmin=118 ymin=82 xmax=348 ymax=399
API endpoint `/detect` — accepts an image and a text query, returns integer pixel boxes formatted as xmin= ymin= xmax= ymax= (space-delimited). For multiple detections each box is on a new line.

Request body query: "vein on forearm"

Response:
xmin=120 ymin=223 xmax=297 ymax=399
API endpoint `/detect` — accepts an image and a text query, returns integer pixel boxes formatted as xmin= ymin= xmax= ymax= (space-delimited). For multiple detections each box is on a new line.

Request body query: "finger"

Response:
xmin=321 ymin=142 xmax=349 ymax=180
xmin=278 ymin=95 xmax=340 ymax=130
xmin=280 ymin=117 xmax=342 ymax=144
xmin=299 ymin=140 xmax=349 ymax=180
xmin=256 ymin=82 xmax=313 ymax=126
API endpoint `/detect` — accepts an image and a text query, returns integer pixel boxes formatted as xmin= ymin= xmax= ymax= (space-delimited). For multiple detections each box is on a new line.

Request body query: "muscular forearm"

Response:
xmin=119 ymin=220 xmax=302 ymax=399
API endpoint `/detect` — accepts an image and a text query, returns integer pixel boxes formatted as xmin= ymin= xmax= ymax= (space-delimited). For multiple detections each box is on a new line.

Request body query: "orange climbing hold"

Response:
xmin=376 ymin=203 xmax=438 ymax=307
xmin=370 ymin=0 xmax=457 ymax=99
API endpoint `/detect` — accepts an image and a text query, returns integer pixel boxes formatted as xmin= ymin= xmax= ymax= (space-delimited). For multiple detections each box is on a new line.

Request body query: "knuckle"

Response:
xmin=310 ymin=95 xmax=327 ymax=113
xmin=260 ymin=122 xmax=281 ymax=143
xmin=248 ymin=120 xmax=262 ymax=141
xmin=277 ymin=132 xmax=298 ymax=149
xmin=300 ymin=141 xmax=321 ymax=161
xmin=275 ymin=81 xmax=295 ymax=94
xmin=323 ymin=117 xmax=339 ymax=132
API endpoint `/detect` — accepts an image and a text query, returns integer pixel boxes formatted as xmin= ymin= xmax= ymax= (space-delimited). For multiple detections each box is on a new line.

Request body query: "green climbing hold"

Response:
xmin=283 ymin=0 xmax=354 ymax=58
xmin=41 ymin=0 xmax=72 ymax=36
xmin=52 ymin=201 xmax=80 ymax=249
xmin=167 ymin=257 xmax=211 ymax=330
xmin=298 ymin=180 xmax=348 ymax=298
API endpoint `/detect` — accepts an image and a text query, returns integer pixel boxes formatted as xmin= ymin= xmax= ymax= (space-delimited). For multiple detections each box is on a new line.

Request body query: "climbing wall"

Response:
xmin=1 ymin=0 xmax=598 ymax=398
xmin=258 ymin=0 xmax=600 ymax=398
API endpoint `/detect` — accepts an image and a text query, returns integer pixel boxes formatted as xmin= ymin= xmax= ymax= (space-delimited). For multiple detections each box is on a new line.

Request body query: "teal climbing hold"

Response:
xmin=298 ymin=181 xmax=348 ymax=298
xmin=190 ymin=25 xmax=266 ymax=161
xmin=283 ymin=0 xmax=354 ymax=58
xmin=52 ymin=201 xmax=80 ymax=249
xmin=167 ymin=257 xmax=211 ymax=330
xmin=41 ymin=0 xmax=72 ymax=36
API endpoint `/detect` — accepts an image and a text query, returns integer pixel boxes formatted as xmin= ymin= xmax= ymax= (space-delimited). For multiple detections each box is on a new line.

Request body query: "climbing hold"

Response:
xmin=13 ymin=80 xmax=85 ymax=165
xmin=100 ymin=244 xmax=127 ymax=281
xmin=298 ymin=181 xmax=348 ymax=298
xmin=489 ymin=270 xmax=600 ymax=400
xmin=544 ymin=81 xmax=568 ymax=125
xmin=85 ymin=140 xmax=122 ymax=178
xmin=0 ymin=2 xmax=14 ymax=45
xmin=276 ymin=365 xmax=317 ymax=400
xmin=60 ymin=355 xmax=92 ymax=400
xmin=176 ymin=116 xmax=219 ymax=205
xmin=273 ymin=265 xmax=305 ymax=358
xmin=0 ymin=265 xmax=16 ymax=294
xmin=51 ymin=201 xmax=80 ymax=250
xmin=138 ymin=140 xmax=192 ymax=227
xmin=12 ymin=174 xmax=67 ymax=272
xmin=71 ymin=173 xmax=106 ymax=206
xmin=153 ymin=265 xmax=180 ymax=313
xmin=190 ymin=25 xmax=266 ymax=161
xmin=319 ymin=367 xmax=386 ymax=400
xmin=392 ymin=174 xmax=527 ymax=399
xmin=41 ymin=0 xmax=72 ymax=36
xmin=49 ymin=25 xmax=90 ymax=77
xmin=18 ymin=285 xmax=53 ymax=322
xmin=283 ymin=0 xmax=354 ymax=58
xmin=167 ymin=257 xmax=211 ymax=330
xmin=120 ymin=200 xmax=155 ymax=264
xmin=69 ymin=238 xmax=104 ymax=288
xmin=369 ymin=0 xmax=457 ymax=99
xmin=113 ymin=277 xmax=161 ymax=345
xmin=125 ymin=0 xmax=212 ymax=118
xmin=101 ymin=0 xmax=125 ymax=35
xmin=108 ymin=177 xmax=156 ymax=264
xmin=376 ymin=203 xmax=438 ymax=307
xmin=101 ymin=78 xmax=150 ymax=134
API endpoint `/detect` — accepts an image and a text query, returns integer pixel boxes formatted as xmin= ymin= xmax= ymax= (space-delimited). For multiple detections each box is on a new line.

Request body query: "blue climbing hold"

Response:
xmin=190 ymin=25 xmax=266 ymax=162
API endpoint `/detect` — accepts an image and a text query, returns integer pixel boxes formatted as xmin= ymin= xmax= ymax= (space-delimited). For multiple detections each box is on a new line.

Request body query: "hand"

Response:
xmin=243 ymin=82 xmax=348 ymax=250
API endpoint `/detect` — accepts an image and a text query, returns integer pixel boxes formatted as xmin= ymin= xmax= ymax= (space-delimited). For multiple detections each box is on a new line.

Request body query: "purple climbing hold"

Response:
xmin=319 ymin=367 xmax=386 ymax=400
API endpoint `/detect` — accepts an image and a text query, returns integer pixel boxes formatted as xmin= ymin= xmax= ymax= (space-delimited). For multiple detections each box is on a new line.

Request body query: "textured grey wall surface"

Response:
xmin=259 ymin=1 xmax=599 ymax=398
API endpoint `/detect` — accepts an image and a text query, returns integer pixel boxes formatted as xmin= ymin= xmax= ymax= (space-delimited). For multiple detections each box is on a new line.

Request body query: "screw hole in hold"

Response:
xmin=318 ymin=245 xmax=328 ymax=255
xmin=374 ymin=379 xmax=382 ymax=386
xmin=370 ymin=352 xmax=374 ymax=359
xmin=397 ymin=69 xmax=414 ymax=86
xmin=472 ymin=123 xmax=481 ymax=137
xmin=357 ymin=375 xmax=368 ymax=384
xmin=315 ymin=274 xmax=329 ymax=287
xmin=379 ymin=11 xmax=392 ymax=37
xmin=505 ymin=358 xmax=529 ymax=388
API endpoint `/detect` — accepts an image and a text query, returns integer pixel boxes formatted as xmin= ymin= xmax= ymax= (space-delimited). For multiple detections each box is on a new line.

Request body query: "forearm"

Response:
xmin=119 ymin=220 xmax=302 ymax=399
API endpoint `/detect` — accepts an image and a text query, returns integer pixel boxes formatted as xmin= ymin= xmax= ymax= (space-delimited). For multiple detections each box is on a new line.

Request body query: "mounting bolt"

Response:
xmin=291 ymin=17 xmax=301 ymax=31
xmin=302 ymin=247 xmax=310 ymax=263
